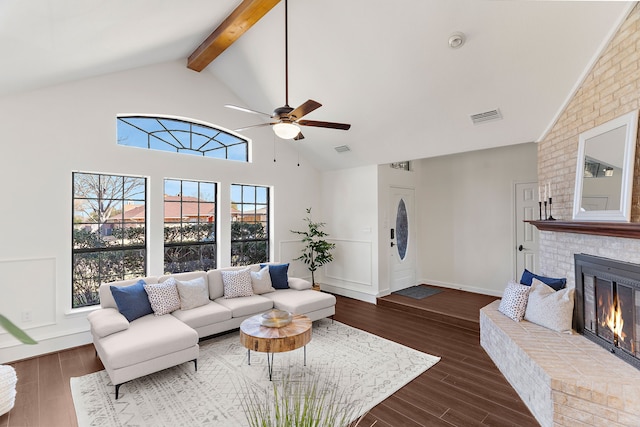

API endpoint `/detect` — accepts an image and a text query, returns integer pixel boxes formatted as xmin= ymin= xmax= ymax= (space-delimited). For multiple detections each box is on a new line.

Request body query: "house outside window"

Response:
xmin=164 ymin=179 xmax=217 ymax=273
xmin=72 ymin=172 xmax=146 ymax=308
xmin=117 ymin=115 xmax=249 ymax=162
xmin=230 ymin=184 xmax=269 ymax=266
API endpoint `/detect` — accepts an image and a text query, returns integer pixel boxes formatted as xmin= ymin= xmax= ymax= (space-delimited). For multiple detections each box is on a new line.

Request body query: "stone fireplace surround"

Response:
xmin=481 ymin=229 xmax=640 ymax=426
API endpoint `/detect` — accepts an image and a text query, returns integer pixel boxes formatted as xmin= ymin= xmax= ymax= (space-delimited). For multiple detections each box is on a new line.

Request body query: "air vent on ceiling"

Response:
xmin=470 ymin=109 xmax=503 ymax=125
xmin=334 ymin=145 xmax=351 ymax=153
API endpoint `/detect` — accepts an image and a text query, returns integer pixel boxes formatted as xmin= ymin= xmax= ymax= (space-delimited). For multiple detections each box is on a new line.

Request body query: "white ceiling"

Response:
xmin=0 ymin=0 xmax=634 ymax=170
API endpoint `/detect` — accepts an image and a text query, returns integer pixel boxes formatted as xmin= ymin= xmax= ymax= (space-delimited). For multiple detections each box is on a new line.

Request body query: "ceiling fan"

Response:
xmin=225 ymin=0 xmax=351 ymax=140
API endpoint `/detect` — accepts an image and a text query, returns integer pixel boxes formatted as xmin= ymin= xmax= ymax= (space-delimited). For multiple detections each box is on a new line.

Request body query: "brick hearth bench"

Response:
xmin=480 ymin=300 xmax=640 ymax=427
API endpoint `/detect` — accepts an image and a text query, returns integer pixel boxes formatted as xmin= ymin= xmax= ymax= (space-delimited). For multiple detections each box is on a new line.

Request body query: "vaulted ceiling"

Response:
xmin=0 ymin=0 xmax=634 ymax=170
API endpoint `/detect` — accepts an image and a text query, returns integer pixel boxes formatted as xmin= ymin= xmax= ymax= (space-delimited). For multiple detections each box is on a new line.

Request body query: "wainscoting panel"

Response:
xmin=325 ymin=239 xmax=372 ymax=287
xmin=0 ymin=257 xmax=56 ymax=341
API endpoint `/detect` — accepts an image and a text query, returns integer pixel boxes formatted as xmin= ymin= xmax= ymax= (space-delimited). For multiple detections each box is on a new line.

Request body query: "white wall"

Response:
xmin=417 ymin=142 xmax=538 ymax=296
xmin=0 ymin=60 xmax=321 ymax=363
xmin=319 ymin=165 xmax=379 ymax=302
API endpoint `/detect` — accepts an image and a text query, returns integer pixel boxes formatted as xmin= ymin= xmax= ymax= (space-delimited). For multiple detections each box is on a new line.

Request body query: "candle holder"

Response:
xmin=547 ymin=197 xmax=555 ymax=220
xmin=544 ymin=201 xmax=548 ymax=220
xmin=539 ymin=201 xmax=542 ymax=221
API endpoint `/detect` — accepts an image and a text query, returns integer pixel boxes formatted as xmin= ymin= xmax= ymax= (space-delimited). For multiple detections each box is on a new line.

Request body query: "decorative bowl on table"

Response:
xmin=260 ymin=309 xmax=293 ymax=328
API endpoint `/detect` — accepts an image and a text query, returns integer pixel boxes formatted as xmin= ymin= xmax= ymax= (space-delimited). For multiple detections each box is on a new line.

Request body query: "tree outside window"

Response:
xmin=72 ymin=172 xmax=146 ymax=308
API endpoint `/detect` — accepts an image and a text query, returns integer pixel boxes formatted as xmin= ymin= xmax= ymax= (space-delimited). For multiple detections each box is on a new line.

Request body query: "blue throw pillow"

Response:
xmin=261 ymin=263 xmax=289 ymax=289
xmin=520 ymin=269 xmax=566 ymax=291
xmin=110 ymin=279 xmax=154 ymax=322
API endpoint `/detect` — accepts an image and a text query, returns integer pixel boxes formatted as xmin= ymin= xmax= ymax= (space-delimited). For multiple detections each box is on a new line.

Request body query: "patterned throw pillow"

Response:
xmin=498 ymin=280 xmax=531 ymax=321
xmin=221 ymin=267 xmax=254 ymax=299
xmin=250 ymin=266 xmax=275 ymax=294
xmin=144 ymin=277 xmax=181 ymax=315
xmin=176 ymin=277 xmax=210 ymax=310
xmin=524 ymin=278 xmax=575 ymax=333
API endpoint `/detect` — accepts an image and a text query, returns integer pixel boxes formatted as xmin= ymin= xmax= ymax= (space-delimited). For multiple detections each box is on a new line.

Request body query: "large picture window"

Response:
xmin=117 ymin=116 xmax=249 ymax=162
xmin=164 ymin=179 xmax=217 ymax=273
xmin=230 ymin=184 xmax=269 ymax=266
xmin=72 ymin=172 xmax=146 ymax=308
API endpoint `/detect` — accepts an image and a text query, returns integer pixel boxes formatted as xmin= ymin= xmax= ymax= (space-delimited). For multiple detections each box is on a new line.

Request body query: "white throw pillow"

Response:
xmin=221 ymin=267 xmax=254 ymax=299
xmin=524 ymin=278 xmax=574 ymax=333
xmin=498 ymin=280 xmax=531 ymax=321
xmin=176 ymin=277 xmax=210 ymax=310
xmin=144 ymin=277 xmax=181 ymax=315
xmin=250 ymin=266 xmax=275 ymax=294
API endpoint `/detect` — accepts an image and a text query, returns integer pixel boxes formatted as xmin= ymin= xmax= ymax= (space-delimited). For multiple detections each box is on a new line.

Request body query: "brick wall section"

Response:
xmin=538 ymin=4 xmax=640 ymax=222
xmin=481 ymin=301 xmax=640 ymax=427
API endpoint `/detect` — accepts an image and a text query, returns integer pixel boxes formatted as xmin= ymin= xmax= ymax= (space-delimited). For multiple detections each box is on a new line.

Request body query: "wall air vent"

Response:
xmin=334 ymin=145 xmax=351 ymax=153
xmin=470 ymin=109 xmax=503 ymax=125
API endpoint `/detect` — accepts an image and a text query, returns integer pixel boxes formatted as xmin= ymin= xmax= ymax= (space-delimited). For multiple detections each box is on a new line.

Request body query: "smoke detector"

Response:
xmin=448 ymin=32 xmax=466 ymax=49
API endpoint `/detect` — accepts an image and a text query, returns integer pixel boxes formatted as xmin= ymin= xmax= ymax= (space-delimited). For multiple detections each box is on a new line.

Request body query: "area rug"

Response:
xmin=393 ymin=285 xmax=443 ymax=300
xmin=71 ymin=318 xmax=439 ymax=427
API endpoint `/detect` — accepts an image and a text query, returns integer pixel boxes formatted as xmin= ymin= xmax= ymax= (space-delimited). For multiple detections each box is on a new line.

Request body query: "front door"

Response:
xmin=390 ymin=187 xmax=416 ymax=292
xmin=515 ymin=182 xmax=539 ymax=278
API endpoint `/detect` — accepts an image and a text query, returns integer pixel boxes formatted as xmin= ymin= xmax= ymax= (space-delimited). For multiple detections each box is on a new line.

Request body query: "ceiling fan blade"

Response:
xmin=225 ymin=104 xmax=273 ymax=117
xmin=289 ymin=99 xmax=322 ymax=120
xmin=298 ymin=120 xmax=351 ymax=130
xmin=234 ymin=122 xmax=273 ymax=132
xmin=294 ymin=132 xmax=305 ymax=141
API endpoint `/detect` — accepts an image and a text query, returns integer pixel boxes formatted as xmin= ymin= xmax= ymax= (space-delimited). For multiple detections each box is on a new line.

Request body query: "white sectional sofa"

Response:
xmin=87 ymin=264 xmax=336 ymax=399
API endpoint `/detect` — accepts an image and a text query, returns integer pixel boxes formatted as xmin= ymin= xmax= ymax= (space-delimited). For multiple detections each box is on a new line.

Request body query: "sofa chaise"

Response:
xmin=87 ymin=263 xmax=336 ymax=399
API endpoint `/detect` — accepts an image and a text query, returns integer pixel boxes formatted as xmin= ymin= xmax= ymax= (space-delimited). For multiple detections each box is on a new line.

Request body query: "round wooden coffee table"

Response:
xmin=240 ymin=313 xmax=312 ymax=380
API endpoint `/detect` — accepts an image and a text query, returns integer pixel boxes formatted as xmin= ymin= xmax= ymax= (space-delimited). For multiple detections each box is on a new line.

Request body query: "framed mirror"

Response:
xmin=573 ymin=110 xmax=638 ymax=222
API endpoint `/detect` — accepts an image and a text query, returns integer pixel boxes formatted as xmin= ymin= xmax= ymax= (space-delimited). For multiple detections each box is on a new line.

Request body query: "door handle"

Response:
xmin=518 ymin=244 xmax=525 ymax=251
xmin=391 ymin=242 xmax=395 ymax=247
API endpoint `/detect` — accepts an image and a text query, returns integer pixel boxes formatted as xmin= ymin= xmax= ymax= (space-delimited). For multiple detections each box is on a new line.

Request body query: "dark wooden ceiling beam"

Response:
xmin=187 ymin=0 xmax=281 ymax=72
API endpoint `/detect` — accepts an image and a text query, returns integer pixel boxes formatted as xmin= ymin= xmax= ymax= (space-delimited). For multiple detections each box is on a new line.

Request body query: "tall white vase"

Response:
xmin=0 ymin=364 xmax=17 ymax=416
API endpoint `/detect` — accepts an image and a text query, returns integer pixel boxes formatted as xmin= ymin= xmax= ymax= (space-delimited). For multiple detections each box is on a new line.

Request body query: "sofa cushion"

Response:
xmin=144 ymin=278 xmax=181 ymax=315
xmin=261 ymin=263 xmax=289 ymax=289
xmin=262 ymin=289 xmax=336 ymax=314
xmin=287 ymin=277 xmax=312 ymax=291
xmin=176 ymin=276 xmax=209 ymax=310
xmin=87 ymin=308 xmax=129 ymax=338
xmin=207 ymin=265 xmax=260 ymax=300
xmin=213 ymin=294 xmax=273 ymax=318
xmin=171 ymin=301 xmax=232 ymax=329
xmin=99 ymin=276 xmax=158 ymax=309
xmin=221 ymin=267 xmax=254 ymax=298
xmin=99 ymin=314 xmax=198 ymax=370
xmin=110 ymin=280 xmax=154 ymax=322
xmin=250 ymin=266 xmax=275 ymax=294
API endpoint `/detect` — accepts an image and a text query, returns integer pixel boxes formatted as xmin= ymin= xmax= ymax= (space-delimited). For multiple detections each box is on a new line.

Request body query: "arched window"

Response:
xmin=117 ymin=115 xmax=249 ymax=161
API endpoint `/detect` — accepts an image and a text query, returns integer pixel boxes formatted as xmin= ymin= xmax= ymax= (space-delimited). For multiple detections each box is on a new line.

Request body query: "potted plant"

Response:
xmin=290 ymin=208 xmax=335 ymax=286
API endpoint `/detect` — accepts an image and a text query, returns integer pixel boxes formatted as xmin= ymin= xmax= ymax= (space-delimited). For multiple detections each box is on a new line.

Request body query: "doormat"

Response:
xmin=392 ymin=286 xmax=443 ymax=300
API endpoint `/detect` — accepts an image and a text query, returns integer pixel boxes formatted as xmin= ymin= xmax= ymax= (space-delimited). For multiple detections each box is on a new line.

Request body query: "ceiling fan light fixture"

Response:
xmin=273 ymin=122 xmax=301 ymax=139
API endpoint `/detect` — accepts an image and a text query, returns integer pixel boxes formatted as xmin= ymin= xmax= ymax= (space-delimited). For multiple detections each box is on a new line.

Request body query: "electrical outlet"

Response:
xmin=21 ymin=310 xmax=32 ymax=323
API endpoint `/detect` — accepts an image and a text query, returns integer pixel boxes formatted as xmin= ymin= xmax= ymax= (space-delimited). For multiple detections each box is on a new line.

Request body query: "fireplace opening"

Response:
xmin=574 ymin=254 xmax=640 ymax=369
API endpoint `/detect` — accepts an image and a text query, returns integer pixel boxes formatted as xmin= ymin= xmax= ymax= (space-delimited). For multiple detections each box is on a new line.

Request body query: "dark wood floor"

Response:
xmin=1 ymin=287 xmax=539 ymax=427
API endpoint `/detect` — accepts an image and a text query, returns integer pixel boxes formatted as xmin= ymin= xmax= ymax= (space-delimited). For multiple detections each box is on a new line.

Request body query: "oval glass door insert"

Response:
xmin=396 ymin=198 xmax=408 ymax=260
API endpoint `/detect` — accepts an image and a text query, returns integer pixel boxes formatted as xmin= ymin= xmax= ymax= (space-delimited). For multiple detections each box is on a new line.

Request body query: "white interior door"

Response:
xmin=515 ymin=182 xmax=539 ymax=277
xmin=390 ymin=187 xmax=416 ymax=292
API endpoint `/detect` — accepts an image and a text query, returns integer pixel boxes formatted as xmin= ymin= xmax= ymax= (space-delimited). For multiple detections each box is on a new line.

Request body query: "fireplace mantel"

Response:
xmin=526 ymin=220 xmax=640 ymax=239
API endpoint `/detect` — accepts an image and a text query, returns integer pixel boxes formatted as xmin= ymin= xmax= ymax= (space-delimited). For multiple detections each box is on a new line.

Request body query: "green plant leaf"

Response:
xmin=0 ymin=314 xmax=37 ymax=345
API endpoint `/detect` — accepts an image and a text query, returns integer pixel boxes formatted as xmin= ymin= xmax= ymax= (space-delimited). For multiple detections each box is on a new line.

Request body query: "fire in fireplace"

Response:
xmin=574 ymin=254 xmax=640 ymax=369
